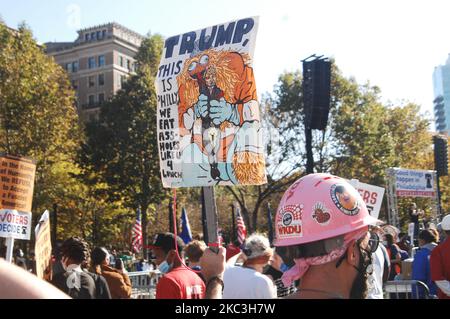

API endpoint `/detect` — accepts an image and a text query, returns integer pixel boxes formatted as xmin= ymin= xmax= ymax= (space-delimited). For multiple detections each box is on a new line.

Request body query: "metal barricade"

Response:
xmin=384 ymin=280 xmax=433 ymax=299
xmin=128 ymin=270 xmax=163 ymax=299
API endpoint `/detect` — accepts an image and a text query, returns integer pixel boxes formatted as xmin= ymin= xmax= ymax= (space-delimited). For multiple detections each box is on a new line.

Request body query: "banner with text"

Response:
xmin=35 ymin=210 xmax=52 ymax=280
xmin=0 ymin=209 xmax=32 ymax=240
xmin=393 ymin=168 xmax=435 ymax=198
xmin=349 ymin=179 xmax=385 ymax=220
xmin=0 ymin=154 xmax=36 ymax=212
xmin=155 ymin=17 xmax=267 ymax=188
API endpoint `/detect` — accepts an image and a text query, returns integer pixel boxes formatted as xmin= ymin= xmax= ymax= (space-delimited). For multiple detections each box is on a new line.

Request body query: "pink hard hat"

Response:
xmin=274 ymin=173 xmax=380 ymax=247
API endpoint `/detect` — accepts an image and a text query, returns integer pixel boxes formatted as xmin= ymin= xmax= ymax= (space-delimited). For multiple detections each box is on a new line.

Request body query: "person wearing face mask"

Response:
xmin=201 ymin=174 xmax=382 ymax=299
xmin=150 ymin=232 xmax=205 ymax=299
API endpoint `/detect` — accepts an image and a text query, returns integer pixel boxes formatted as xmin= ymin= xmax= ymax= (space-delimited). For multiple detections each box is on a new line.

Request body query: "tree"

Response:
xmin=80 ymin=34 xmax=166 ymax=257
xmin=0 ymin=23 xmax=82 ymax=223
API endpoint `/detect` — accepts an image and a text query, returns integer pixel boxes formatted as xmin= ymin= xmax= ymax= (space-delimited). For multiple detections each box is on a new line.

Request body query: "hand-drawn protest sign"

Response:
xmin=0 ymin=154 xmax=36 ymax=241
xmin=35 ymin=210 xmax=52 ymax=280
xmin=155 ymin=17 xmax=267 ymax=188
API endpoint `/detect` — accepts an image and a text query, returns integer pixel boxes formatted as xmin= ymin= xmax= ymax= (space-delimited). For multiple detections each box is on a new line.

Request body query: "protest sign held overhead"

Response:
xmin=35 ymin=210 xmax=52 ymax=280
xmin=0 ymin=154 xmax=36 ymax=212
xmin=155 ymin=17 xmax=267 ymax=188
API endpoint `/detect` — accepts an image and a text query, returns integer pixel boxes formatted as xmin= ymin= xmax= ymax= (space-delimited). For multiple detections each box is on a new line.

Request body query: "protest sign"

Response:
xmin=155 ymin=17 xmax=267 ymax=187
xmin=393 ymin=168 xmax=435 ymax=198
xmin=349 ymin=179 xmax=385 ymax=220
xmin=0 ymin=154 xmax=36 ymax=212
xmin=35 ymin=210 xmax=52 ymax=280
xmin=0 ymin=209 xmax=32 ymax=240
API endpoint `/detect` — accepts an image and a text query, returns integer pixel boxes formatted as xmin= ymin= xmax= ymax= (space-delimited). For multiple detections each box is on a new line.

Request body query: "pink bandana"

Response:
xmin=281 ymin=228 xmax=368 ymax=287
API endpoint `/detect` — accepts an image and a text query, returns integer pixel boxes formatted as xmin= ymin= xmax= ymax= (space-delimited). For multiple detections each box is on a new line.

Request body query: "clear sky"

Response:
xmin=2 ymin=0 xmax=450 ymax=122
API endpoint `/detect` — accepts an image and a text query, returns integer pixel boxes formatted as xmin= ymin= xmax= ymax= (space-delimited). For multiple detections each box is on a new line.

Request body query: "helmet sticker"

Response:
xmin=330 ymin=184 xmax=360 ymax=216
xmin=312 ymin=202 xmax=331 ymax=225
xmin=276 ymin=204 xmax=303 ymax=239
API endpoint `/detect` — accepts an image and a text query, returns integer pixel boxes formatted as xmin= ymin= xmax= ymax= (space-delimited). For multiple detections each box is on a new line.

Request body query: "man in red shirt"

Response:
xmin=149 ymin=233 xmax=205 ymax=299
xmin=430 ymin=214 xmax=450 ymax=299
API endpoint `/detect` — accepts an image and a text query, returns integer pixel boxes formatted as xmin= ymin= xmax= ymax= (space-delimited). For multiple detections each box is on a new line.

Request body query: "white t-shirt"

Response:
xmin=223 ymin=265 xmax=277 ymax=299
xmin=367 ymin=245 xmax=389 ymax=299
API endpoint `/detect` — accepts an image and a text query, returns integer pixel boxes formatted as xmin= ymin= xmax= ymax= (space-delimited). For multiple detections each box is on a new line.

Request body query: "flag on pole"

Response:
xmin=131 ymin=208 xmax=143 ymax=253
xmin=180 ymin=207 xmax=193 ymax=244
xmin=236 ymin=206 xmax=247 ymax=245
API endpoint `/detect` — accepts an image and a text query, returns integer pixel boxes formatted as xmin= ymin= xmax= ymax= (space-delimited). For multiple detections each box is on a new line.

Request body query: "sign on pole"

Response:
xmin=393 ymin=168 xmax=435 ymax=198
xmin=350 ymin=179 xmax=385 ymax=220
xmin=0 ymin=209 xmax=32 ymax=240
xmin=35 ymin=210 xmax=52 ymax=280
xmin=155 ymin=17 xmax=267 ymax=188
xmin=0 ymin=154 xmax=37 ymax=262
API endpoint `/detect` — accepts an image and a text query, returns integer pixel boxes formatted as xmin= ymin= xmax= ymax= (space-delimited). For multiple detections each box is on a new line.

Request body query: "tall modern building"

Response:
xmin=433 ymin=54 xmax=450 ymax=134
xmin=45 ymin=23 xmax=144 ymax=121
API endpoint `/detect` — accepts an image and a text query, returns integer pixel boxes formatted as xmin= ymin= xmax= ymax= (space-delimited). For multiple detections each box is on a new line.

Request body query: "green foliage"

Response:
xmin=80 ymin=34 xmax=167 ymax=253
xmin=0 ymin=23 xmax=82 ymax=223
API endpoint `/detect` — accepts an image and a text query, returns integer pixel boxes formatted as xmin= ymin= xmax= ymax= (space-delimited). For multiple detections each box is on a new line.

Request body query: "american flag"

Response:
xmin=131 ymin=208 xmax=143 ymax=253
xmin=236 ymin=206 xmax=247 ymax=245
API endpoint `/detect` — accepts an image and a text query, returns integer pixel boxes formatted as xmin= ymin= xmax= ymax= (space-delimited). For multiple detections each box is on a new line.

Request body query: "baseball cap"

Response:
xmin=148 ymin=233 xmax=185 ymax=254
xmin=242 ymin=233 xmax=272 ymax=260
xmin=441 ymin=214 xmax=450 ymax=231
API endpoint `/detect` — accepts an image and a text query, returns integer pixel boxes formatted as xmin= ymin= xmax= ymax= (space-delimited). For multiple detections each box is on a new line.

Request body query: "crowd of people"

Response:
xmin=1 ymin=173 xmax=450 ymax=300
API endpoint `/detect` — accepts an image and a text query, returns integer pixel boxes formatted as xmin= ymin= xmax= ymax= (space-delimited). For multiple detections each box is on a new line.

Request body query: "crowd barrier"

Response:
xmin=384 ymin=280 xmax=436 ymax=299
xmin=128 ymin=270 xmax=163 ymax=299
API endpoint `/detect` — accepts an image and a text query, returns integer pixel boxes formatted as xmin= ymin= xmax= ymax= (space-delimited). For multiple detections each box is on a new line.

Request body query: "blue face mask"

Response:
xmin=158 ymin=261 xmax=172 ymax=274
xmin=280 ymin=263 xmax=290 ymax=273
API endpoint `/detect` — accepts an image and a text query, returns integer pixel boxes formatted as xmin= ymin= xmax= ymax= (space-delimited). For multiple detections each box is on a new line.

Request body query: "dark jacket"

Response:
xmin=52 ymin=268 xmax=96 ymax=299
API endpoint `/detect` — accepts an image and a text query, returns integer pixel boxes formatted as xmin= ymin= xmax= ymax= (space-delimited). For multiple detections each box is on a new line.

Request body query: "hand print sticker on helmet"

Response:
xmin=330 ymin=184 xmax=360 ymax=216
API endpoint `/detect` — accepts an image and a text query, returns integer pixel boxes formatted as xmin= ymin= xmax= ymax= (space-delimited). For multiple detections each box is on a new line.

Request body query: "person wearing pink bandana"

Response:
xmin=274 ymin=173 xmax=381 ymax=299
xmin=200 ymin=173 xmax=381 ymax=299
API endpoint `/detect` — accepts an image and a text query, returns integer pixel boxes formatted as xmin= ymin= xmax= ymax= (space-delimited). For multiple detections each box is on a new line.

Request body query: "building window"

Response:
xmin=65 ymin=63 xmax=72 ymax=73
xmin=127 ymin=59 xmax=131 ymax=71
xmin=88 ymin=76 xmax=95 ymax=88
xmin=85 ymin=33 xmax=90 ymax=41
xmin=91 ymin=32 xmax=96 ymax=40
xmin=72 ymin=61 xmax=79 ymax=73
xmin=98 ymin=74 xmax=105 ymax=86
xmin=98 ymin=93 xmax=105 ymax=104
xmin=98 ymin=55 xmax=105 ymax=67
xmin=88 ymin=95 xmax=95 ymax=107
xmin=88 ymin=57 xmax=96 ymax=69
xmin=96 ymin=31 xmax=102 ymax=40
xmin=102 ymin=30 xmax=106 ymax=38
xmin=119 ymin=56 xmax=124 ymax=67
